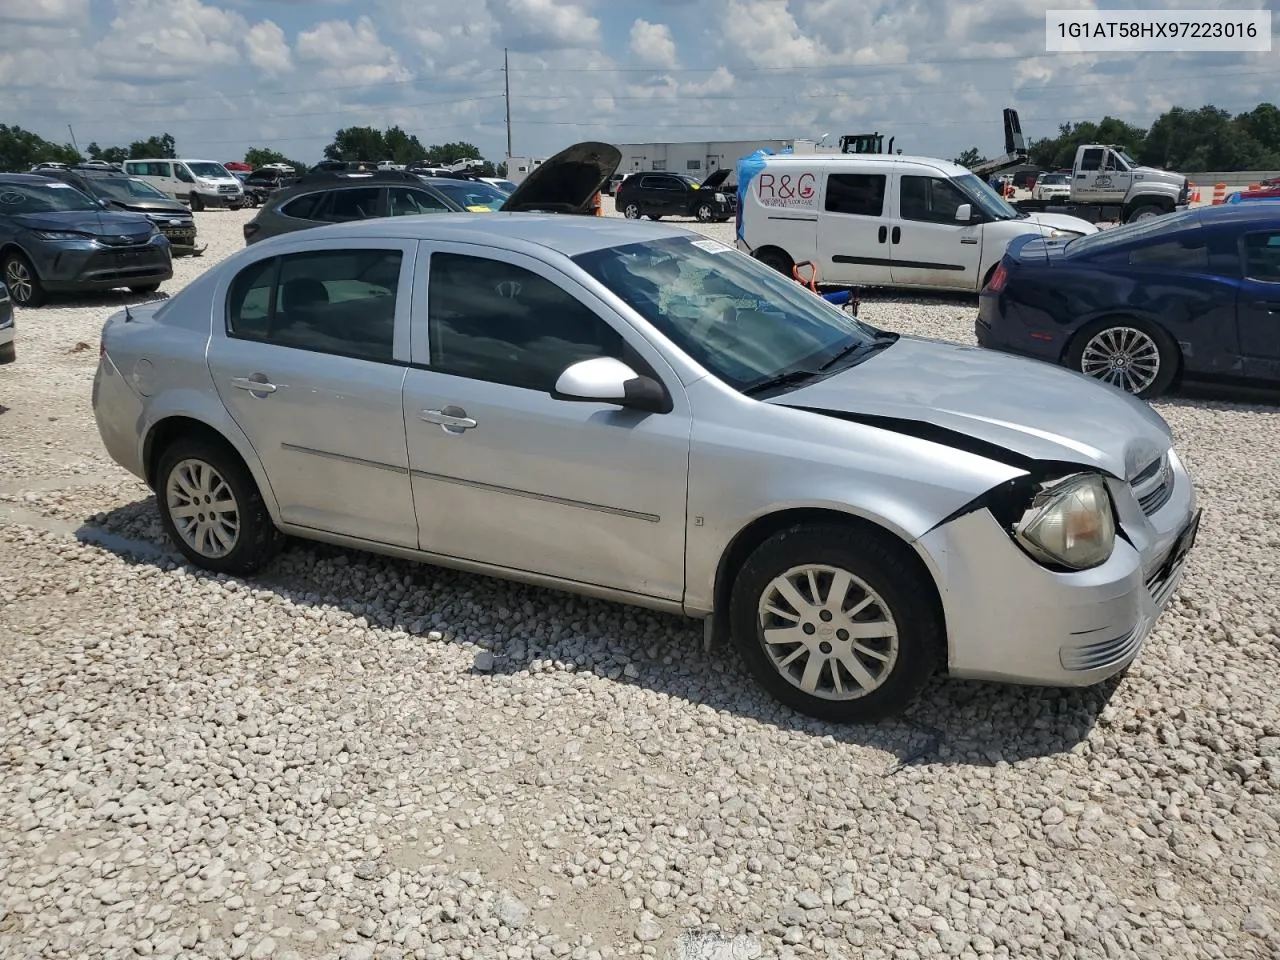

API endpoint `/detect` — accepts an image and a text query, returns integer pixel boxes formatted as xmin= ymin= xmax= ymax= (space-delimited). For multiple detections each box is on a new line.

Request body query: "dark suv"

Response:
xmin=239 ymin=168 xmax=298 ymax=207
xmin=615 ymin=169 xmax=733 ymax=222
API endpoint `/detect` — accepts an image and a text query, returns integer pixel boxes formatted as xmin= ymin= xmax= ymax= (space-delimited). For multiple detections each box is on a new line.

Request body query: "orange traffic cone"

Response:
xmin=1212 ymin=183 xmax=1227 ymax=204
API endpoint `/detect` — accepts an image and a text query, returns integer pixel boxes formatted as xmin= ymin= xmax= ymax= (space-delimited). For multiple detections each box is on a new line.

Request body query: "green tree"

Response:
xmin=1028 ymin=117 xmax=1149 ymax=170
xmin=86 ymin=142 xmax=130 ymax=164
xmin=952 ymin=148 xmax=987 ymax=168
xmin=323 ymin=126 xmax=388 ymax=162
xmin=0 ymin=124 xmax=80 ymax=171
xmin=424 ymin=141 xmax=483 ymax=165
xmin=243 ymin=146 xmax=309 ymax=174
xmin=383 ymin=125 xmax=428 ymax=165
xmin=128 ymin=133 xmax=176 ymax=159
xmin=495 ymin=160 xmax=508 ymax=178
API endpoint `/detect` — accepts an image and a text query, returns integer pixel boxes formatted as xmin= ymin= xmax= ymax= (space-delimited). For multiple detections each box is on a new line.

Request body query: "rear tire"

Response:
xmin=0 ymin=342 xmax=15 ymax=365
xmin=729 ymin=523 xmax=943 ymax=723
xmin=753 ymin=247 xmax=793 ymax=276
xmin=1125 ymin=203 xmax=1165 ymax=224
xmin=129 ymin=283 xmax=161 ymax=295
xmin=1066 ymin=316 xmax=1179 ymax=398
xmin=623 ymin=202 xmax=641 ymax=219
xmin=155 ymin=436 xmax=283 ymax=576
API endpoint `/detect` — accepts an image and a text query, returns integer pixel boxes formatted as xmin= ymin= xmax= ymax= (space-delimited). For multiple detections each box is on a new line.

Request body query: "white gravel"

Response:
xmin=2 ymin=203 xmax=1279 ymax=960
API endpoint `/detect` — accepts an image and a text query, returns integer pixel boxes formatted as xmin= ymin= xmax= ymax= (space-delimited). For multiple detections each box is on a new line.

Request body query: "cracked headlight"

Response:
xmin=1014 ymin=473 xmax=1115 ymax=570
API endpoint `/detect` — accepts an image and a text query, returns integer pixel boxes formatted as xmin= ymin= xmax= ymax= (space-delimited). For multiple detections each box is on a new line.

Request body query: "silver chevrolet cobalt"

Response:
xmin=91 ymin=150 xmax=1199 ymax=722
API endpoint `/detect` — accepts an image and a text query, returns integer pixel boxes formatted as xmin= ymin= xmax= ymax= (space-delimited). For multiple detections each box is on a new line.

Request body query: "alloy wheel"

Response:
xmin=165 ymin=458 xmax=241 ymax=559
xmin=4 ymin=260 xmax=33 ymax=304
xmin=1080 ymin=326 xmax=1160 ymax=394
xmin=624 ymin=203 xmax=640 ymax=219
xmin=756 ymin=564 xmax=899 ymax=701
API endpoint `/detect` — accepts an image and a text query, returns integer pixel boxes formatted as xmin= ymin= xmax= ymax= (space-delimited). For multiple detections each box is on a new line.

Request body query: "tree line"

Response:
xmin=0 ymin=123 xmax=504 ymax=176
xmin=952 ymin=102 xmax=1280 ymax=173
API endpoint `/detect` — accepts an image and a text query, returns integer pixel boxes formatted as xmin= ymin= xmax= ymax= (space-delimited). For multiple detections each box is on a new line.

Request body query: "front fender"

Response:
xmin=139 ymin=389 xmax=282 ymax=523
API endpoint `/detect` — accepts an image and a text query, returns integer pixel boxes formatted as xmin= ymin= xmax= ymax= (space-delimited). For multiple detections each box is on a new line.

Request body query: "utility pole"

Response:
xmin=67 ymin=124 xmax=80 ymax=155
xmin=503 ymin=47 xmax=513 ymax=161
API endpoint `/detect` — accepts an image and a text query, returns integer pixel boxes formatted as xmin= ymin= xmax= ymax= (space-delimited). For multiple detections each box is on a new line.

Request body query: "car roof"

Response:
xmin=0 ymin=173 xmax=68 ymax=184
xmin=758 ymin=153 xmax=968 ymax=176
xmin=1190 ymin=203 xmax=1280 ymax=227
xmin=264 ymin=213 xmax=693 ymax=257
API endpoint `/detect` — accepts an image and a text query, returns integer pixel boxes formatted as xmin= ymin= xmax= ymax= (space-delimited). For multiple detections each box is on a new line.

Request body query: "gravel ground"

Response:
xmin=2 ymin=203 xmax=1279 ymax=960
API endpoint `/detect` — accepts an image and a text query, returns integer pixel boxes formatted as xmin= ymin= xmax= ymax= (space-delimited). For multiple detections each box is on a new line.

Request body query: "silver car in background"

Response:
xmin=91 ymin=214 xmax=1199 ymax=722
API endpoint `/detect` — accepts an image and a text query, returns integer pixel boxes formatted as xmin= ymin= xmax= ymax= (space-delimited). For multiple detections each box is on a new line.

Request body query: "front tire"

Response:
xmin=1125 ymin=203 xmax=1165 ymax=224
xmin=695 ymin=203 xmax=714 ymax=222
xmin=189 ymin=192 xmax=204 ymax=212
xmin=129 ymin=283 xmax=161 ymax=295
xmin=3 ymin=251 xmax=45 ymax=307
xmin=0 ymin=341 xmax=14 ymax=364
xmin=729 ymin=523 xmax=943 ymax=723
xmin=1067 ymin=316 xmax=1178 ymax=398
xmin=156 ymin=436 xmax=282 ymax=575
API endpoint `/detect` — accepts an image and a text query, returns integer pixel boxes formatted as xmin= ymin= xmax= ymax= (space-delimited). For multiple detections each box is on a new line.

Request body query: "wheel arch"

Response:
xmin=750 ymin=244 xmax=794 ymax=272
xmin=705 ymin=506 xmax=948 ymax=656
xmin=142 ymin=413 xmax=281 ymax=522
xmin=0 ymin=242 xmax=40 ymax=278
xmin=1122 ymin=195 xmax=1174 ymax=220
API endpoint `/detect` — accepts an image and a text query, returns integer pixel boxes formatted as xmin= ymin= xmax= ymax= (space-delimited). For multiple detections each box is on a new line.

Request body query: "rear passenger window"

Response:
xmin=281 ymin=193 xmax=323 ymax=220
xmin=1128 ymin=241 xmax=1209 ymax=269
xmin=1243 ymin=231 xmax=1280 ymax=282
xmin=225 ymin=250 xmax=403 ymax=363
xmin=317 ymin=188 xmax=380 ymax=223
xmin=825 ymin=174 xmax=885 ymax=216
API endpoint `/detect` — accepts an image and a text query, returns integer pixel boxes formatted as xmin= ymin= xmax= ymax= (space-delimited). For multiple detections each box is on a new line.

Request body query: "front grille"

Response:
xmin=1130 ymin=452 xmax=1173 ymax=516
xmin=98 ymin=234 xmax=152 ymax=248
xmin=1060 ymin=626 xmax=1143 ymax=672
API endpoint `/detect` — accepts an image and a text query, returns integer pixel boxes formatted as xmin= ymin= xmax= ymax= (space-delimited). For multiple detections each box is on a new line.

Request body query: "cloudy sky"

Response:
xmin=1 ymin=0 xmax=1275 ymax=165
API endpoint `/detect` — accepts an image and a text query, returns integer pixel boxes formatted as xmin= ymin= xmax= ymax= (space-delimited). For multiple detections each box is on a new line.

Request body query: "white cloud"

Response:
xmin=296 ymin=15 xmax=412 ymax=84
xmin=490 ymin=0 xmax=602 ymax=51
xmin=630 ymin=19 xmax=678 ymax=69
xmin=0 ymin=0 xmax=88 ymax=23
xmin=93 ymin=0 xmax=246 ymax=80
xmin=244 ymin=21 xmax=293 ymax=77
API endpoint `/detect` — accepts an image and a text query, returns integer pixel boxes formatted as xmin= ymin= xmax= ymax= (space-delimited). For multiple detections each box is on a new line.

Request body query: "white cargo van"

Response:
xmin=736 ymin=154 xmax=1098 ymax=293
xmin=122 ymin=159 xmax=245 ymax=211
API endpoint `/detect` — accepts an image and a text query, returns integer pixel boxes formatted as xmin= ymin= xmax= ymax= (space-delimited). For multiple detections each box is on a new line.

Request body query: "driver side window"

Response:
xmin=426 ymin=253 xmax=627 ymax=392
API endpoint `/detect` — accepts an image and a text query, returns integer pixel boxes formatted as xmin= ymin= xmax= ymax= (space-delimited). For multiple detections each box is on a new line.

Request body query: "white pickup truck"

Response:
xmin=1016 ymin=144 xmax=1190 ymax=224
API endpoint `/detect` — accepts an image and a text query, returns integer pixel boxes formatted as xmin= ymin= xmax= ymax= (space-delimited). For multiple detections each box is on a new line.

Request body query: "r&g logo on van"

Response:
xmin=756 ymin=172 xmax=817 ymax=208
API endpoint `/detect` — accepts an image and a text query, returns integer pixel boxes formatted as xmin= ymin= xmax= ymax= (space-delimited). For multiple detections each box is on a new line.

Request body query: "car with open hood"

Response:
xmin=37 ymin=167 xmax=200 ymax=256
xmin=92 ymin=213 xmax=1197 ymax=723
xmin=615 ymin=168 xmax=734 ymax=223
xmin=0 ymin=174 xmax=173 ymax=307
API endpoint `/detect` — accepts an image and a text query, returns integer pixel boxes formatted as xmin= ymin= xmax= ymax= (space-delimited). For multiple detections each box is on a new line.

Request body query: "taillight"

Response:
xmin=985 ymin=262 xmax=1008 ymax=293
xmin=243 ymin=222 xmax=260 ymax=242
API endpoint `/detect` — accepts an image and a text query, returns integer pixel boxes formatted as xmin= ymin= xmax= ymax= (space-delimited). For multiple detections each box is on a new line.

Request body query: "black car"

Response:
xmin=243 ymin=141 xmax=623 ymax=245
xmin=976 ymin=203 xmax=1280 ymax=398
xmin=615 ymin=169 xmax=733 ymax=222
xmin=0 ymin=174 xmax=172 ymax=307
xmin=38 ymin=166 xmax=200 ymax=256
xmin=240 ymin=168 xmax=298 ymax=207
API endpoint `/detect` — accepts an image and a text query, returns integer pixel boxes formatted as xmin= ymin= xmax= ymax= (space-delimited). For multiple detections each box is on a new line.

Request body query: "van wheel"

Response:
xmin=189 ymin=193 xmax=204 ymax=212
xmin=1067 ymin=316 xmax=1178 ymax=398
xmin=753 ymin=248 xmax=793 ymax=276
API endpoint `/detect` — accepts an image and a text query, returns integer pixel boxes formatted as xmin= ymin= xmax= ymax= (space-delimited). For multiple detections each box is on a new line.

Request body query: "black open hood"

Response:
xmin=701 ymin=168 xmax=731 ymax=190
xmin=500 ymin=141 xmax=621 ymax=214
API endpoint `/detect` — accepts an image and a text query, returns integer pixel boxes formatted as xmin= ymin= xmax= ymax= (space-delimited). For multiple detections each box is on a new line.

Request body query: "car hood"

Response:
xmin=500 ymin=141 xmax=621 ymax=214
xmin=701 ymin=168 xmax=732 ymax=191
xmin=770 ymin=335 xmax=1172 ymax=481
xmin=1019 ymin=211 xmax=1098 ymax=234
xmin=1133 ymin=165 xmax=1184 ymax=187
xmin=12 ymin=209 xmax=155 ymax=238
xmin=105 ymin=198 xmax=192 ymax=217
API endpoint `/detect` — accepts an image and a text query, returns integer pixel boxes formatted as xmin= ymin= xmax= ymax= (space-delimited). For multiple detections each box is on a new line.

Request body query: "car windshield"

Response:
xmin=91 ymin=177 xmax=170 ymax=201
xmin=678 ymin=175 xmax=702 ymax=186
xmin=0 ymin=181 xmax=100 ymax=213
xmin=187 ymin=162 xmax=229 ymax=179
xmin=573 ymin=235 xmax=884 ymax=393
xmin=1040 ymin=174 xmax=1068 ymax=185
xmin=492 ymin=180 xmax=517 ymax=193
xmin=431 ymin=181 xmax=508 ymax=211
xmin=1065 ymin=209 xmax=1201 ymax=256
xmin=955 ymin=173 xmax=1019 ymax=220
xmin=1114 ymin=149 xmax=1139 ymax=168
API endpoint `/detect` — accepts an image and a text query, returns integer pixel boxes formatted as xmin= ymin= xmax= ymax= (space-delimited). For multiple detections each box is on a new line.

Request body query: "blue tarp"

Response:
xmin=735 ymin=145 xmax=792 ymax=243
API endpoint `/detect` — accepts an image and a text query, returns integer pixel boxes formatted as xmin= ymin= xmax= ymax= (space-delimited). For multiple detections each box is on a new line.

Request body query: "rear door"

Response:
xmin=889 ymin=172 xmax=983 ymax=290
xmin=816 ymin=165 xmax=893 ymax=285
xmin=1236 ymin=228 xmax=1280 ymax=381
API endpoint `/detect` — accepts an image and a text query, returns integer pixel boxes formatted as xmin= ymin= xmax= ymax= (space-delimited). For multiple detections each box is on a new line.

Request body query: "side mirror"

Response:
xmin=552 ymin=356 xmax=671 ymax=414
xmin=954 ymin=203 xmax=972 ymax=223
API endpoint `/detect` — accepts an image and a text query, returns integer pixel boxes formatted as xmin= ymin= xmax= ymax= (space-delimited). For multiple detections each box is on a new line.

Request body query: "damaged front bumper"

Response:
xmin=913 ymin=452 xmax=1198 ymax=687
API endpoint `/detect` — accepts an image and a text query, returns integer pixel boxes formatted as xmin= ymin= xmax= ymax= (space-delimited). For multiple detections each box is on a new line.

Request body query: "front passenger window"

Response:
xmin=388 ymin=187 xmax=448 ymax=216
xmin=427 ymin=253 xmax=627 ymax=391
xmin=899 ymin=175 xmax=967 ymax=224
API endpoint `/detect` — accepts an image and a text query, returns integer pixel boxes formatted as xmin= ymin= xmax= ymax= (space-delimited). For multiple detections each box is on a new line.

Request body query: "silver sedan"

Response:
xmin=92 ymin=214 xmax=1200 ymax=722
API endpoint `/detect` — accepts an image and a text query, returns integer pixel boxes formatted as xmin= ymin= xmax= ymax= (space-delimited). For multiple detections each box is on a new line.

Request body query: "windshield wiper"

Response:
xmin=742 ymin=368 xmax=824 ymax=397
xmin=817 ymin=333 xmax=897 ymax=371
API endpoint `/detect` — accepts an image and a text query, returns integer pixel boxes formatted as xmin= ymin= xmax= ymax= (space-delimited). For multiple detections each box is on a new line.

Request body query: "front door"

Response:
xmin=207 ymin=239 xmax=419 ymax=547
xmin=1073 ymin=147 xmax=1107 ymax=202
xmin=402 ymin=243 xmax=692 ymax=601
xmin=889 ymin=173 xmax=983 ymax=290
xmin=816 ymin=169 xmax=893 ymax=285
xmin=1237 ymin=229 xmax=1280 ymax=381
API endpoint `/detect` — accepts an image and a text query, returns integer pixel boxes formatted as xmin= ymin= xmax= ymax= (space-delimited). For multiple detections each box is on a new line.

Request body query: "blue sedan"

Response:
xmin=975 ymin=204 xmax=1280 ymax=397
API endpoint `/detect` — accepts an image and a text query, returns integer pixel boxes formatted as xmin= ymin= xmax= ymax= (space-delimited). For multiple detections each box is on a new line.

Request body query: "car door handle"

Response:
xmin=891 ymin=226 xmax=901 ymax=244
xmin=878 ymin=225 xmax=887 ymax=243
xmin=421 ymin=407 xmax=477 ymax=431
xmin=230 ymin=376 xmax=277 ymax=394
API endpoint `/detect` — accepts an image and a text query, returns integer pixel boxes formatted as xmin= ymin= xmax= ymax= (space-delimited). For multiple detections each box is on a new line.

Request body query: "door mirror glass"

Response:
xmin=552 ymin=357 xmax=669 ymax=413
xmin=954 ymin=203 xmax=972 ymax=223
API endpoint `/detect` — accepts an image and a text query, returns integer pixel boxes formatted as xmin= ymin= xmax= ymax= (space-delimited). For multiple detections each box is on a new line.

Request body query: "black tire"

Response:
xmin=0 ymin=341 xmax=14 ymax=365
xmin=695 ymin=203 xmax=715 ymax=222
xmin=623 ymin=202 xmax=641 ymax=220
xmin=2 ymin=250 xmax=45 ymax=307
xmin=189 ymin=192 xmax=204 ymax=212
xmin=155 ymin=436 xmax=283 ymax=576
xmin=753 ymin=247 xmax=793 ymax=276
xmin=129 ymin=283 xmax=161 ymax=295
xmin=1066 ymin=315 xmax=1179 ymax=399
xmin=1124 ymin=203 xmax=1165 ymax=224
xmin=728 ymin=523 xmax=944 ymax=723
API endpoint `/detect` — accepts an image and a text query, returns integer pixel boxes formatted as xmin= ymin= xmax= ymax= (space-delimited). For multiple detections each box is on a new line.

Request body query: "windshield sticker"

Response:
xmin=691 ymin=238 xmax=731 ymax=253
xmin=755 ymin=171 xmax=817 ymax=209
xmin=44 ymin=182 xmax=72 ymax=188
